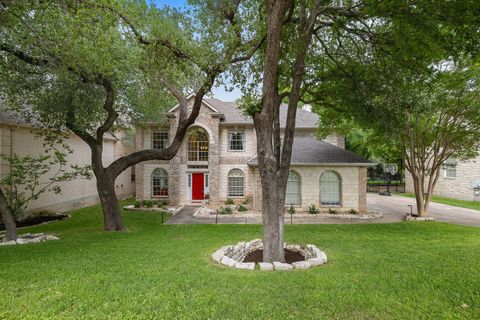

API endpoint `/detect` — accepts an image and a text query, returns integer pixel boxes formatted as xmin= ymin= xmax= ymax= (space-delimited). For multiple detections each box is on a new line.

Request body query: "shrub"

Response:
xmin=242 ymin=196 xmax=252 ymax=205
xmin=134 ymin=201 xmax=141 ymax=208
xmin=287 ymin=204 xmax=296 ymax=215
xmin=328 ymin=208 xmax=337 ymax=214
xmin=218 ymin=206 xmax=233 ymax=215
xmin=349 ymin=209 xmax=359 ymax=215
xmin=236 ymin=204 xmax=248 ymax=212
xmin=225 ymin=198 xmax=234 ymax=205
xmin=308 ymin=204 xmax=320 ymax=215
xmin=161 ymin=200 xmax=168 ymax=206
xmin=143 ymin=200 xmax=154 ymax=208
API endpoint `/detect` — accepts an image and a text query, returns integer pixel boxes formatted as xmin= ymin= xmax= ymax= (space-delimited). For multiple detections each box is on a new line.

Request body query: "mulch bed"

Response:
xmin=0 ymin=214 xmax=69 ymax=230
xmin=243 ymin=249 xmax=305 ymax=263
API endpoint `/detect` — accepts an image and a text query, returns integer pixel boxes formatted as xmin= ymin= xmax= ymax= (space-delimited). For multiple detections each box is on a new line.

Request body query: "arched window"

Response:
xmin=285 ymin=170 xmax=301 ymax=205
xmin=187 ymin=127 xmax=209 ymax=161
xmin=320 ymin=171 xmax=341 ymax=206
xmin=228 ymin=169 xmax=245 ymax=197
xmin=152 ymin=168 xmax=169 ymax=197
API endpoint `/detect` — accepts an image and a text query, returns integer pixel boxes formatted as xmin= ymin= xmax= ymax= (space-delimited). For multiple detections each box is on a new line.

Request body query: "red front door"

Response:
xmin=192 ymin=173 xmax=204 ymax=200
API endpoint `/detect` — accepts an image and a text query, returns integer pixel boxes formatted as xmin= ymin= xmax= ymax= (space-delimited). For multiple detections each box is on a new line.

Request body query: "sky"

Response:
xmin=152 ymin=0 xmax=242 ymax=101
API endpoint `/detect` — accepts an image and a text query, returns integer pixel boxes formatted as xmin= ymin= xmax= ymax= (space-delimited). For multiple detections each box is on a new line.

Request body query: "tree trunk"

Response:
xmin=96 ymin=170 xmax=124 ymax=231
xmin=0 ymin=188 xmax=17 ymax=241
xmin=260 ymin=171 xmax=286 ymax=262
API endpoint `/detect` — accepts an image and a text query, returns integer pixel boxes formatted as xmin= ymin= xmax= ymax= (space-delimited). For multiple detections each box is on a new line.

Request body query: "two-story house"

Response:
xmin=135 ymin=96 xmax=372 ymax=212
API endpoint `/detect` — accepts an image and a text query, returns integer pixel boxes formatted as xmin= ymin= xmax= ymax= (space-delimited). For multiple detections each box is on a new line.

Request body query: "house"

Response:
xmin=405 ymin=156 xmax=480 ymax=201
xmin=135 ymin=96 xmax=372 ymax=212
xmin=0 ymin=109 xmax=135 ymax=213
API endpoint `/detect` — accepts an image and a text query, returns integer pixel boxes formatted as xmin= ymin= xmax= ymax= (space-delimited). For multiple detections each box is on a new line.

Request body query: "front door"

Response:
xmin=192 ymin=173 xmax=204 ymax=200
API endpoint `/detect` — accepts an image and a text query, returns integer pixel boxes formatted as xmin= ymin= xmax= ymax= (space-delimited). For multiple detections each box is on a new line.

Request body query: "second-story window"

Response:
xmin=188 ymin=127 xmax=209 ymax=161
xmin=152 ymin=130 xmax=169 ymax=150
xmin=228 ymin=130 xmax=245 ymax=151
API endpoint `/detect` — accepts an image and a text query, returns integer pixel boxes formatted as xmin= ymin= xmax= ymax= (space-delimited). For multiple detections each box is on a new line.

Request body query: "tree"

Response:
xmin=0 ymin=0 xmax=259 ymax=231
xmin=235 ymin=0 xmax=480 ymax=261
xmin=0 ymin=130 xmax=91 ymax=241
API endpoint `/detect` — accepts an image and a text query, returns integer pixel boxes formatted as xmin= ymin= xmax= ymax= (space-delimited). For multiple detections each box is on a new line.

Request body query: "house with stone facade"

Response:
xmin=135 ymin=96 xmax=372 ymax=212
xmin=405 ymin=156 xmax=480 ymax=201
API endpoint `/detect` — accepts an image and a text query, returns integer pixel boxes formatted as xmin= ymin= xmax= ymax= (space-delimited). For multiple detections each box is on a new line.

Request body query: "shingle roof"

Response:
xmin=247 ymin=135 xmax=373 ymax=166
xmin=205 ymin=98 xmax=319 ymax=128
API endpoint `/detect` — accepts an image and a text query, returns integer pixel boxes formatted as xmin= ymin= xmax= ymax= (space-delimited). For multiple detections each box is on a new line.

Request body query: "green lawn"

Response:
xmin=1 ymin=205 xmax=479 ymax=319
xmin=400 ymin=193 xmax=480 ymax=212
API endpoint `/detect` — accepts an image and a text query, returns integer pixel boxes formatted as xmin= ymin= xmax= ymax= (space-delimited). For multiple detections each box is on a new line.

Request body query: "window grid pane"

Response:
xmin=320 ymin=172 xmax=340 ymax=205
xmin=285 ymin=171 xmax=301 ymax=205
xmin=228 ymin=131 xmax=245 ymax=151
xmin=188 ymin=129 xmax=209 ymax=161
xmin=228 ymin=169 xmax=244 ymax=197
xmin=152 ymin=131 xmax=168 ymax=150
xmin=152 ymin=169 xmax=168 ymax=197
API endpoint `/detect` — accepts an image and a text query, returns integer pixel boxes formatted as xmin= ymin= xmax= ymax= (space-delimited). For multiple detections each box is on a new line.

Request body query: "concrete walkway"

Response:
xmin=165 ymin=194 xmax=480 ymax=227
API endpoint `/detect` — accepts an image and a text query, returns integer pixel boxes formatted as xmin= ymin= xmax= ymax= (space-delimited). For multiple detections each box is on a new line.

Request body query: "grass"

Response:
xmin=0 ymin=205 xmax=480 ymax=319
xmin=400 ymin=193 xmax=480 ymax=212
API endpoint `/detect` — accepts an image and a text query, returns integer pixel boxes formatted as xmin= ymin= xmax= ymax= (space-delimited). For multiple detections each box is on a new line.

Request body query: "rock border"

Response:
xmin=405 ymin=215 xmax=435 ymax=221
xmin=0 ymin=233 xmax=59 ymax=246
xmin=197 ymin=207 xmax=382 ymax=220
xmin=211 ymin=239 xmax=327 ymax=271
xmin=123 ymin=205 xmax=180 ymax=214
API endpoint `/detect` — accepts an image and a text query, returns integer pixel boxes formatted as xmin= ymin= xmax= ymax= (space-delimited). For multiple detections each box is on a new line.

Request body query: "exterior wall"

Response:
xmin=324 ymin=134 xmax=345 ymax=149
xmin=0 ymin=125 xmax=135 ymax=213
xmin=405 ymin=156 xmax=480 ymax=201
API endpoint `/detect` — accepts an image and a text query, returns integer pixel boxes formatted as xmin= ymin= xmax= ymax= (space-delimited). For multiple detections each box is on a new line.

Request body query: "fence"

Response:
xmin=367 ymin=183 xmax=405 ymax=193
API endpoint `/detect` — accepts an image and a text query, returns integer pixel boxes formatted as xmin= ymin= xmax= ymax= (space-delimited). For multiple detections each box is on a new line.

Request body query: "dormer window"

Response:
xmin=228 ymin=130 xmax=245 ymax=151
xmin=152 ymin=130 xmax=169 ymax=150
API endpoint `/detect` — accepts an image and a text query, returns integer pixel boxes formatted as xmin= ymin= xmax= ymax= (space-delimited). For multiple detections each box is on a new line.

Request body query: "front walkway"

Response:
xmin=165 ymin=194 xmax=480 ymax=226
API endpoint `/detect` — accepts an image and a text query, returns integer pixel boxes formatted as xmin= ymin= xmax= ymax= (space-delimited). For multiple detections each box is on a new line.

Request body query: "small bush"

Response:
xmin=143 ymin=200 xmax=154 ymax=208
xmin=133 ymin=201 xmax=141 ymax=208
xmin=225 ymin=198 xmax=234 ymax=205
xmin=242 ymin=196 xmax=252 ymax=205
xmin=308 ymin=204 xmax=320 ymax=215
xmin=236 ymin=204 xmax=248 ymax=212
xmin=218 ymin=206 xmax=233 ymax=215
xmin=328 ymin=208 xmax=337 ymax=214
xmin=349 ymin=209 xmax=359 ymax=215
xmin=287 ymin=204 xmax=296 ymax=215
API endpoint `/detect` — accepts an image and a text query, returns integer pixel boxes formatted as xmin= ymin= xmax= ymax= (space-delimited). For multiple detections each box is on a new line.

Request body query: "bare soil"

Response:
xmin=243 ymin=249 xmax=304 ymax=263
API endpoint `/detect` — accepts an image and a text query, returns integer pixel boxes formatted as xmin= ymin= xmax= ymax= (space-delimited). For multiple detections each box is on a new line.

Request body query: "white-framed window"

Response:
xmin=152 ymin=130 xmax=169 ymax=150
xmin=285 ymin=170 xmax=301 ymax=205
xmin=228 ymin=130 xmax=245 ymax=151
xmin=444 ymin=157 xmax=457 ymax=178
xmin=320 ymin=171 xmax=341 ymax=206
xmin=152 ymin=168 xmax=169 ymax=197
xmin=228 ymin=169 xmax=245 ymax=197
xmin=188 ymin=128 xmax=209 ymax=161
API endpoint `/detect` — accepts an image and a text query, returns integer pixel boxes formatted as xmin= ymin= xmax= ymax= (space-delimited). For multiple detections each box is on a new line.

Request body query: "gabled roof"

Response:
xmin=205 ymin=98 xmax=319 ymax=128
xmin=168 ymin=94 xmax=221 ymax=113
xmin=247 ymin=135 xmax=373 ymax=166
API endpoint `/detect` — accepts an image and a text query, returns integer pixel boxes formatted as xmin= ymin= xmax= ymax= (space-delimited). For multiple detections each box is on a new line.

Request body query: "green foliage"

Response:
xmin=133 ymin=201 xmax=141 ymax=209
xmin=142 ymin=200 xmax=154 ymax=208
xmin=225 ymin=198 xmax=234 ymax=205
xmin=236 ymin=204 xmax=248 ymax=212
xmin=0 ymin=132 xmax=91 ymax=217
xmin=308 ymin=204 xmax=320 ymax=215
xmin=328 ymin=209 xmax=337 ymax=215
xmin=218 ymin=206 xmax=233 ymax=215
xmin=287 ymin=204 xmax=296 ymax=215
xmin=242 ymin=196 xmax=252 ymax=205
xmin=349 ymin=209 xmax=358 ymax=215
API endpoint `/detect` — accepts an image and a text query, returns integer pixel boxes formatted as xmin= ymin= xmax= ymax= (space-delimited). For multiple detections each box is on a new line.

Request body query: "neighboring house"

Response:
xmin=405 ymin=156 xmax=480 ymax=201
xmin=135 ymin=96 xmax=372 ymax=212
xmin=0 ymin=110 xmax=135 ymax=213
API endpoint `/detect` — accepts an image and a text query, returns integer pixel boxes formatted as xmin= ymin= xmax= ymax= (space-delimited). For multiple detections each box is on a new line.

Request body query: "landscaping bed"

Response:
xmin=0 ymin=212 xmax=69 ymax=230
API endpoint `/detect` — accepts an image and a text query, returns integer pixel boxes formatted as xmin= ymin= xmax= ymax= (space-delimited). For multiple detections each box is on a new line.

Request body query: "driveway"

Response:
xmin=367 ymin=193 xmax=480 ymax=227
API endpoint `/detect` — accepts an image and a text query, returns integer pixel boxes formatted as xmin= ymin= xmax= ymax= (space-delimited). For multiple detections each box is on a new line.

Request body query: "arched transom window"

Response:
xmin=285 ymin=170 xmax=301 ymax=205
xmin=228 ymin=169 xmax=245 ymax=197
xmin=187 ymin=127 xmax=209 ymax=161
xmin=320 ymin=171 xmax=341 ymax=206
xmin=152 ymin=168 xmax=169 ymax=197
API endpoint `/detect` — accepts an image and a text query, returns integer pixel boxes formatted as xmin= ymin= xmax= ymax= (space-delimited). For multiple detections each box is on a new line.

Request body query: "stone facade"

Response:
xmin=135 ymin=97 xmax=369 ymax=211
xmin=405 ymin=156 xmax=480 ymax=201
